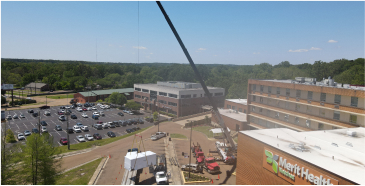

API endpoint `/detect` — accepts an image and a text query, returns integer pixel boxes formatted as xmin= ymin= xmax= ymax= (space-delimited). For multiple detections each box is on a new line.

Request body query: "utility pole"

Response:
xmin=188 ymin=120 xmax=193 ymax=178
xmin=67 ymin=113 xmax=70 ymax=150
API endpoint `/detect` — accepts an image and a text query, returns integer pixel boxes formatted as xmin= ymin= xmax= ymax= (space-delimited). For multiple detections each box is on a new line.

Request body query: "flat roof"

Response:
xmin=240 ymin=127 xmax=365 ymax=185
xmin=260 ymin=79 xmax=365 ymax=91
xmin=218 ymin=108 xmax=247 ymax=122
xmin=134 ymin=83 xmax=223 ymax=93
xmin=78 ymin=88 xmax=134 ymax=97
xmin=226 ymin=99 xmax=247 ymax=105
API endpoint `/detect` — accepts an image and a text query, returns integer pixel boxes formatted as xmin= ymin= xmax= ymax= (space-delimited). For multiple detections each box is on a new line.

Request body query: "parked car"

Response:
xmin=133 ymin=127 xmax=141 ymax=131
xmin=93 ymin=124 xmax=102 ymax=130
xmin=92 ymin=115 xmax=99 ymax=120
xmin=41 ymin=126 xmax=48 ymax=133
xmin=58 ymin=111 xmax=64 ymax=115
xmin=120 ymin=120 xmax=127 ymax=127
xmin=60 ymin=106 xmax=66 ymax=109
xmin=181 ymin=164 xmax=202 ymax=173
xmin=24 ymin=130 xmax=31 ymax=136
xmin=32 ymin=128 xmax=39 ymax=133
xmin=82 ymin=113 xmax=88 ymax=118
xmin=96 ymin=121 xmax=103 ymax=124
xmin=71 ymin=114 xmax=77 ymax=119
xmin=44 ymin=111 xmax=51 ymax=116
xmin=118 ymin=112 xmax=124 ymax=116
xmin=12 ymin=114 xmax=19 ymax=119
xmin=126 ymin=128 xmax=134 ymax=133
xmin=40 ymin=121 xmax=48 ymax=126
xmin=84 ymin=134 xmax=94 ymax=141
xmin=145 ymin=118 xmax=154 ymax=123
xmin=59 ymin=116 xmax=66 ymax=121
xmin=32 ymin=112 xmax=38 ymax=117
xmin=66 ymin=127 xmax=74 ymax=133
xmin=76 ymin=135 xmax=86 ymax=142
xmin=65 ymin=106 xmax=70 ymax=109
xmin=102 ymin=122 xmax=109 ymax=129
xmin=6 ymin=115 xmax=12 ymax=120
xmin=60 ymin=137 xmax=68 ymax=145
xmin=87 ymin=107 xmax=92 ymax=111
xmin=107 ymin=131 xmax=116 ymax=137
xmin=82 ymin=107 xmax=87 ymax=111
xmin=20 ymin=114 xmax=25 ymax=118
xmin=73 ymin=126 xmax=82 ymax=133
xmin=137 ymin=119 xmax=144 ymax=124
xmin=113 ymin=121 xmax=120 ymax=127
xmin=93 ymin=133 xmax=102 ymax=140
xmin=28 ymin=109 xmax=34 ymax=113
xmin=109 ymin=122 xmax=116 ymax=128
xmin=93 ymin=112 xmax=100 ymax=116
xmin=99 ymin=111 xmax=105 ymax=116
xmin=55 ymin=125 xmax=62 ymax=131
xmin=39 ymin=105 xmax=50 ymax=109
xmin=92 ymin=106 xmax=97 ymax=110
xmin=76 ymin=122 xmax=84 ymax=127
xmin=18 ymin=133 xmax=25 ymax=140
xmin=81 ymin=126 xmax=89 ymax=131
xmin=77 ymin=107 xmax=83 ymax=112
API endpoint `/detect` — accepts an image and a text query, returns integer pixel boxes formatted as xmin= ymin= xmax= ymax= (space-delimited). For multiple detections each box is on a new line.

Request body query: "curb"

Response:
xmin=62 ymin=157 xmax=101 ymax=174
xmin=58 ymin=146 xmax=99 ymax=158
xmin=88 ymin=156 xmax=109 ymax=185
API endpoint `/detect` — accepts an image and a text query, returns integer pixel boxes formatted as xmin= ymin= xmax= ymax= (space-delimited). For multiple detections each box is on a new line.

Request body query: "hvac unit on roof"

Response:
xmin=346 ymin=130 xmax=357 ymax=137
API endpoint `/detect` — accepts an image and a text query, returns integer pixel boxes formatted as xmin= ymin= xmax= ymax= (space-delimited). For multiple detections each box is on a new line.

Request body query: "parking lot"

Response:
xmin=2 ymin=105 xmax=165 ymax=146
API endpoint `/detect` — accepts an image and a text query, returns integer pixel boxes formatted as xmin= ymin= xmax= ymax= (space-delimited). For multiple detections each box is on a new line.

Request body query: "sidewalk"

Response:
xmin=164 ymin=138 xmax=182 ymax=185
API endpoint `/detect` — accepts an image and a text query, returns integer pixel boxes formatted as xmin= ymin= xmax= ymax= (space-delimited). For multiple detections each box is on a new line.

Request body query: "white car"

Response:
xmin=92 ymin=106 xmax=97 ymax=110
xmin=24 ymin=130 xmax=31 ymax=136
xmin=93 ymin=112 xmax=100 ymax=116
xmin=73 ymin=126 xmax=82 ymax=133
xmin=81 ymin=126 xmax=89 ymax=131
xmin=99 ymin=111 xmax=105 ymax=116
xmin=44 ymin=111 xmax=51 ymax=116
xmin=100 ymin=105 xmax=105 ymax=109
xmin=65 ymin=106 xmax=70 ymax=109
xmin=97 ymin=103 xmax=102 ymax=106
xmin=102 ymin=122 xmax=109 ymax=129
xmin=87 ymin=107 xmax=92 ymax=111
xmin=17 ymin=133 xmax=25 ymax=140
xmin=84 ymin=134 xmax=93 ymax=141
xmin=41 ymin=126 xmax=48 ymax=133
xmin=155 ymin=171 xmax=169 ymax=185
xmin=13 ymin=114 xmax=19 ymax=119
xmin=82 ymin=113 xmax=88 ymax=118
xmin=20 ymin=114 xmax=25 ymax=118
xmin=128 ymin=111 xmax=134 ymax=115
xmin=77 ymin=107 xmax=83 ymax=112
xmin=6 ymin=115 xmax=12 ymax=120
xmin=105 ymin=105 xmax=110 ymax=109
xmin=76 ymin=135 xmax=86 ymax=142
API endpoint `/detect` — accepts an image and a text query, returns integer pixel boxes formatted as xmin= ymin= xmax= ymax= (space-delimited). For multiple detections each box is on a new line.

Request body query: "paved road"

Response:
xmin=59 ymin=122 xmax=236 ymax=185
xmin=3 ymin=105 xmax=165 ymax=147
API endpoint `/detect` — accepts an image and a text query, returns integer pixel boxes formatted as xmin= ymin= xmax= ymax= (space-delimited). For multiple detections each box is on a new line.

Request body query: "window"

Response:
xmin=135 ymin=88 xmax=141 ymax=91
xmin=168 ymin=102 xmax=177 ymax=107
xmin=333 ymin=111 xmax=340 ymax=120
xmin=285 ymin=102 xmax=289 ymax=109
xmin=334 ymin=95 xmax=341 ymax=104
xmin=268 ymin=86 xmax=272 ymax=93
xmin=266 ymin=110 xmax=270 ymax=116
xmin=306 ymin=105 xmax=312 ymax=113
xmin=158 ymin=100 xmax=167 ymax=104
xmin=232 ymin=106 xmax=236 ymax=110
xmin=259 ymin=108 xmax=263 ymax=113
xmin=168 ymin=93 xmax=177 ymax=98
xmin=193 ymin=94 xmax=197 ymax=98
xmin=150 ymin=90 xmax=157 ymax=100
xmin=295 ymin=117 xmax=300 ymax=124
xmin=142 ymin=89 xmax=149 ymax=93
xmin=351 ymin=97 xmax=358 ymax=107
xmin=307 ymin=91 xmax=313 ymax=100
xmin=318 ymin=123 xmax=324 ymax=130
xmin=295 ymin=104 xmax=300 ymax=111
xmin=320 ymin=108 xmax=325 ymax=117
xmin=204 ymin=93 xmax=213 ymax=97
xmin=260 ymin=97 xmax=263 ymax=103
xmin=253 ymin=84 xmax=256 ymax=90
xmin=252 ymin=106 xmax=255 ymax=112
xmin=320 ymin=93 xmax=326 ymax=102
xmin=260 ymin=85 xmax=264 ymax=92
xmin=227 ymin=105 xmax=231 ymax=109
xmin=251 ymin=117 xmax=255 ymax=123
xmin=284 ymin=114 xmax=289 ymax=122
xmin=142 ymin=96 xmax=149 ymax=100
xmin=135 ymin=94 xmax=141 ymax=98
xmin=296 ymin=90 xmax=301 ymax=98
xmin=350 ymin=115 xmax=357 ymax=124
xmin=276 ymin=87 xmax=280 ymax=94
xmin=286 ymin=89 xmax=290 ymax=96
xmin=239 ymin=108 xmax=242 ymax=112
xmin=268 ymin=99 xmax=272 ymax=105
xmin=305 ymin=120 xmax=311 ymax=128
xmin=214 ymin=92 xmax=223 ymax=96
xmin=159 ymin=92 xmax=167 ymax=96
xmin=244 ymin=109 xmax=246 ymax=113
xmin=253 ymin=96 xmax=256 ymax=102
xmin=181 ymin=95 xmax=191 ymax=99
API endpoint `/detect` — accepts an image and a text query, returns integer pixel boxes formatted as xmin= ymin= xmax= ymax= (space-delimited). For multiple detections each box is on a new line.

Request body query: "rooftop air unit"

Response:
xmin=346 ymin=130 xmax=357 ymax=137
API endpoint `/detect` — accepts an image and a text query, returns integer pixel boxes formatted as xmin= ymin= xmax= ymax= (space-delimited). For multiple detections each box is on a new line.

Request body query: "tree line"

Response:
xmin=1 ymin=58 xmax=364 ymax=99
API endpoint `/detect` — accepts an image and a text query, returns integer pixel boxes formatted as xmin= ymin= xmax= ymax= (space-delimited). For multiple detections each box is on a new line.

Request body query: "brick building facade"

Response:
xmin=134 ymin=81 xmax=225 ymax=117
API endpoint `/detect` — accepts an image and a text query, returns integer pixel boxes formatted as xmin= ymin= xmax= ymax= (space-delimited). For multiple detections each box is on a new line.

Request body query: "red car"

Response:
xmin=97 ymin=121 xmax=103 ymax=124
xmin=60 ymin=137 xmax=68 ymax=145
xmin=93 ymin=133 xmax=102 ymax=140
xmin=82 ymin=107 xmax=87 ymax=111
xmin=58 ymin=111 xmax=64 ymax=115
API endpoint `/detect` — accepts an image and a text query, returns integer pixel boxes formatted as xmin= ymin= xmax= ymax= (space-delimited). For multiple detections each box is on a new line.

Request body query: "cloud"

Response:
xmin=309 ymin=47 xmax=321 ymax=50
xmin=288 ymin=49 xmax=308 ymax=52
xmin=133 ymin=46 xmax=147 ymax=49
xmin=253 ymin=52 xmax=260 ymax=54
xmin=328 ymin=40 xmax=338 ymax=43
xmin=198 ymin=48 xmax=206 ymax=51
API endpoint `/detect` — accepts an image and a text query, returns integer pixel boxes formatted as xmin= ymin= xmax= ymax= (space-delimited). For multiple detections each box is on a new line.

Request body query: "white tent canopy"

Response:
xmin=210 ymin=128 xmax=230 ymax=134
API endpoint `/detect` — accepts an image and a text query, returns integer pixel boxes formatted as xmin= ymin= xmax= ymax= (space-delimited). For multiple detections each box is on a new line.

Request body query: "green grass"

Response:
xmin=56 ymin=158 xmax=103 ymax=185
xmin=192 ymin=126 xmax=214 ymax=138
xmin=183 ymin=171 xmax=210 ymax=182
xmin=170 ymin=133 xmax=187 ymax=139
xmin=234 ymin=137 xmax=238 ymax=143
xmin=47 ymin=95 xmax=71 ymax=99
xmin=57 ymin=126 xmax=152 ymax=155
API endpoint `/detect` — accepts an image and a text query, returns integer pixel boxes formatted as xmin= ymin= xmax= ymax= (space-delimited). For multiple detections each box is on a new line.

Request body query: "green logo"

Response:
xmin=265 ymin=150 xmax=279 ymax=174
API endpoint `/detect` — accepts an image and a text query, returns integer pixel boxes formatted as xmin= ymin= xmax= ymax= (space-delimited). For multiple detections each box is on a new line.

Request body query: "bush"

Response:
xmin=96 ymin=99 xmax=103 ymax=103
xmin=5 ymin=129 xmax=16 ymax=143
xmin=10 ymin=99 xmax=36 ymax=105
xmin=158 ymin=111 xmax=177 ymax=118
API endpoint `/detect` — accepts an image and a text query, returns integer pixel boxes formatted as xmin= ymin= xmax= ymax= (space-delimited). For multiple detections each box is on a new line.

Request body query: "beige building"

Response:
xmin=247 ymin=77 xmax=365 ymax=131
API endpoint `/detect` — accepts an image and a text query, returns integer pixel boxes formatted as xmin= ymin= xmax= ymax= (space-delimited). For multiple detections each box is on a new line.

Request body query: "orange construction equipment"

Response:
xmin=218 ymin=174 xmax=220 ymax=179
xmin=211 ymin=179 xmax=214 ymax=183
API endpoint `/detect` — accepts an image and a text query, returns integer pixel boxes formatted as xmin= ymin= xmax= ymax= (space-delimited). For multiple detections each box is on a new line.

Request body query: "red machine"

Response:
xmin=204 ymin=157 xmax=220 ymax=174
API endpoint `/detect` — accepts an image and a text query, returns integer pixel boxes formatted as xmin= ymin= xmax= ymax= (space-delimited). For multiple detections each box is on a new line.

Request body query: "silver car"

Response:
xmin=17 ymin=133 xmax=25 ymax=140
xmin=76 ymin=135 xmax=86 ymax=142
xmin=84 ymin=134 xmax=94 ymax=141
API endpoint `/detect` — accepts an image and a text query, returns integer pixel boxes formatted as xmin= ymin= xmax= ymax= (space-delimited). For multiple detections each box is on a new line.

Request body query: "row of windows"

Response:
xmin=227 ymin=104 xmax=246 ymax=113
xmin=181 ymin=95 xmax=192 ymax=99
xmin=168 ymin=102 xmax=177 ymax=107
xmin=135 ymin=94 xmax=141 ymax=98
xmin=158 ymin=100 xmax=167 ymax=104
xmin=252 ymin=84 xmax=359 ymax=107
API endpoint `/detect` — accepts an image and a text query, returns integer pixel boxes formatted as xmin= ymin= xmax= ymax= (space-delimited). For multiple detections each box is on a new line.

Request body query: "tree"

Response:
xmin=5 ymin=129 xmax=16 ymax=143
xmin=19 ymin=133 xmax=62 ymax=185
xmin=107 ymin=92 xmax=127 ymax=106
xmin=1 ymin=96 xmax=6 ymax=104
xmin=1 ymin=126 xmax=21 ymax=185
xmin=125 ymin=101 xmax=143 ymax=111
xmin=153 ymin=111 xmax=159 ymax=122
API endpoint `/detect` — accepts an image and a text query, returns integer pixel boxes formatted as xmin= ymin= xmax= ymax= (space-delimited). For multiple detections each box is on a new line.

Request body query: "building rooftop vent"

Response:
xmin=346 ymin=142 xmax=353 ymax=147
xmin=314 ymin=145 xmax=321 ymax=150
xmin=331 ymin=143 xmax=338 ymax=147
xmin=346 ymin=130 xmax=357 ymax=137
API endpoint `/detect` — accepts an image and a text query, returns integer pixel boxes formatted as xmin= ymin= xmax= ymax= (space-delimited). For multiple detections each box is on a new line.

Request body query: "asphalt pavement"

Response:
xmin=2 ymin=105 xmax=165 ymax=147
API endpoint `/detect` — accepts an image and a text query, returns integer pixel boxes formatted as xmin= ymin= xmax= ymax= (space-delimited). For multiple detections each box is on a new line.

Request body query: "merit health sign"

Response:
xmin=263 ymin=148 xmax=338 ymax=185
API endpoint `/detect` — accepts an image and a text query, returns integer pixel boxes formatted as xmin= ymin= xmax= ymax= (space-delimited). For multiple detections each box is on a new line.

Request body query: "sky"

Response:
xmin=1 ymin=1 xmax=364 ymax=65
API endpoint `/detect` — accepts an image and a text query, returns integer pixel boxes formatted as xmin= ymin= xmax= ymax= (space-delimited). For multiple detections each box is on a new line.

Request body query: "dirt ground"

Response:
xmin=2 ymin=95 xmax=70 ymax=111
xmin=59 ymin=122 xmax=236 ymax=185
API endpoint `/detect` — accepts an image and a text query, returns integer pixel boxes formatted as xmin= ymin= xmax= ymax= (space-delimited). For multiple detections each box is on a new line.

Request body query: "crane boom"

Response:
xmin=156 ymin=1 xmax=235 ymax=147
